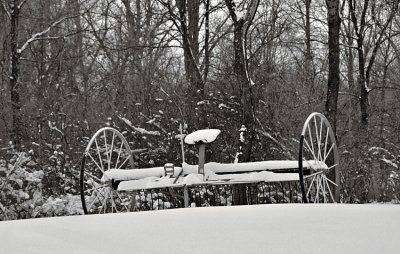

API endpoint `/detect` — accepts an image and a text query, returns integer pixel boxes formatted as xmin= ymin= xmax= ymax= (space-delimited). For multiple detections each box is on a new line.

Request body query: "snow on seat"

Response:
xmin=184 ymin=129 xmax=221 ymax=145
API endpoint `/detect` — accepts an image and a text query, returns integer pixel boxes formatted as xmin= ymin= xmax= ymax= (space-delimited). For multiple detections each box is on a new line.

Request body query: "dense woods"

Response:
xmin=1 ymin=0 xmax=400 ymax=219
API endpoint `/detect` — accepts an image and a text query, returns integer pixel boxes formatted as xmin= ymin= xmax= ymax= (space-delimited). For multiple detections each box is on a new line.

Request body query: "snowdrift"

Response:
xmin=1 ymin=204 xmax=400 ymax=254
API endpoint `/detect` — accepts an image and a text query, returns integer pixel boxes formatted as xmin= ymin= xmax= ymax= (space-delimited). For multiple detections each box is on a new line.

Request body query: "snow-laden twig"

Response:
xmin=0 ymin=153 xmax=27 ymax=192
xmin=17 ymin=15 xmax=76 ymax=54
xmin=139 ymin=112 xmax=167 ymax=134
xmin=381 ymin=158 xmax=398 ymax=169
xmin=119 ymin=117 xmax=161 ymax=136
xmin=48 ymin=121 xmax=64 ymax=136
xmin=17 ymin=0 xmax=28 ymax=9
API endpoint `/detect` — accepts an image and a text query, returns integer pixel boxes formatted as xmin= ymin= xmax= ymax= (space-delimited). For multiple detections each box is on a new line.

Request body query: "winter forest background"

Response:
xmin=1 ymin=0 xmax=400 ymax=220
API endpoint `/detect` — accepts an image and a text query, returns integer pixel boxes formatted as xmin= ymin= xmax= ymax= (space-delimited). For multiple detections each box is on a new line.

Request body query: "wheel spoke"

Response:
xmin=89 ymin=179 xmax=107 ymax=198
xmin=306 ymin=173 xmax=318 ymax=197
xmin=115 ymin=191 xmax=129 ymax=211
xmin=318 ymin=118 xmax=323 ymax=161
xmin=87 ymin=153 xmax=104 ymax=174
xmin=88 ymin=191 xmax=106 ymax=213
xmin=94 ymin=137 xmax=104 ymax=171
xmin=117 ymin=154 xmax=132 ymax=169
xmin=314 ymin=176 xmax=322 ymax=203
xmin=115 ymin=141 xmax=124 ymax=170
xmin=327 ymin=163 xmax=338 ymax=171
xmin=313 ymin=116 xmax=321 ymax=161
xmin=324 ymin=175 xmax=336 ymax=202
xmin=87 ymin=192 xmax=102 ymax=212
xmin=323 ymin=143 xmax=335 ymax=163
xmin=322 ymin=175 xmax=326 ymax=203
xmin=110 ymin=132 xmax=116 ymax=168
xmin=304 ymin=170 xmax=323 ymax=179
xmin=325 ymin=176 xmax=338 ymax=186
xmin=84 ymin=171 xmax=103 ymax=184
xmin=304 ymin=139 xmax=317 ymax=162
xmin=323 ymin=126 xmax=330 ymax=160
xmin=307 ymin=124 xmax=316 ymax=159
xmin=103 ymin=130 xmax=111 ymax=171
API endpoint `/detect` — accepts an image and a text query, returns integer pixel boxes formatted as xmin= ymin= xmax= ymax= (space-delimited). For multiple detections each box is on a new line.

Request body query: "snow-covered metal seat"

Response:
xmin=184 ymin=129 xmax=221 ymax=145
xmin=184 ymin=129 xmax=221 ymax=175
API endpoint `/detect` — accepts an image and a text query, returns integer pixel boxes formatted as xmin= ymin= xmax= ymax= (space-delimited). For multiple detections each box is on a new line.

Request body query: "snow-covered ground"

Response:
xmin=1 ymin=204 xmax=400 ymax=254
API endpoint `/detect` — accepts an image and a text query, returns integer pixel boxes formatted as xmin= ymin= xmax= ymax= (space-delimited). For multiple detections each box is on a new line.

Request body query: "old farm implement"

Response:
xmin=80 ymin=112 xmax=339 ymax=214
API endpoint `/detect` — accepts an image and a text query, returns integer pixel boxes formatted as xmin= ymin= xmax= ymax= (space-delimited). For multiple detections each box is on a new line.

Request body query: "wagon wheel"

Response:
xmin=80 ymin=127 xmax=134 ymax=214
xmin=298 ymin=113 xmax=339 ymax=203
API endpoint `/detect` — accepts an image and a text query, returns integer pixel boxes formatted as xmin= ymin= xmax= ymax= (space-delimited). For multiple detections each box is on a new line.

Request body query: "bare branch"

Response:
xmin=17 ymin=0 xmax=28 ymax=9
xmin=339 ymin=92 xmax=360 ymax=99
xmin=17 ymin=15 xmax=78 ymax=54
xmin=1 ymin=0 xmax=10 ymax=17
xmin=243 ymin=0 xmax=260 ymax=35
xmin=368 ymin=86 xmax=400 ymax=94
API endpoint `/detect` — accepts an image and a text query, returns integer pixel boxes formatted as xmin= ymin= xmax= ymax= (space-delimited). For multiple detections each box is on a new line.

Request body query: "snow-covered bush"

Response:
xmin=0 ymin=149 xmax=83 ymax=220
xmin=0 ymin=152 xmax=44 ymax=220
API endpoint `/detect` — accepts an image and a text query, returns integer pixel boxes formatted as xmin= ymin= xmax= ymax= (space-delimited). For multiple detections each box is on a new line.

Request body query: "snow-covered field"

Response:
xmin=1 ymin=204 xmax=400 ymax=254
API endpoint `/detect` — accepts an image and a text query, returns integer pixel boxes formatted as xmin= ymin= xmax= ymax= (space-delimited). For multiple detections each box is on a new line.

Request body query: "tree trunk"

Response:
xmin=176 ymin=0 xmax=207 ymax=129
xmin=10 ymin=0 xmax=23 ymax=148
xmin=225 ymin=0 xmax=260 ymax=206
xmin=349 ymin=0 xmax=399 ymax=134
xmin=225 ymin=0 xmax=259 ymax=163
xmin=325 ymin=0 xmax=341 ymax=201
xmin=187 ymin=0 xmax=200 ymax=63
xmin=203 ymin=0 xmax=210 ymax=82
xmin=343 ymin=11 xmax=356 ymax=136
xmin=325 ymin=0 xmax=340 ymax=134
xmin=304 ymin=0 xmax=313 ymax=90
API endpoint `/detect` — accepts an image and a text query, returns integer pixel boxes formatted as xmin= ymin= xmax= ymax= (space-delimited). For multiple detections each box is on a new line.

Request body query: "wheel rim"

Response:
xmin=299 ymin=113 xmax=339 ymax=203
xmin=80 ymin=127 xmax=134 ymax=214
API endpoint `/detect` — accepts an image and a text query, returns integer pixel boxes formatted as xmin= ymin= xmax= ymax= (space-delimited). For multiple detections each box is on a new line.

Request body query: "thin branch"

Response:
xmin=338 ymin=91 xmax=360 ymax=99
xmin=1 ymin=0 xmax=10 ymax=17
xmin=17 ymin=15 xmax=78 ymax=54
xmin=17 ymin=0 xmax=28 ymax=9
xmin=243 ymin=0 xmax=260 ymax=35
xmin=368 ymin=86 xmax=400 ymax=94
xmin=365 ymin=1 xmax=399 ymax=84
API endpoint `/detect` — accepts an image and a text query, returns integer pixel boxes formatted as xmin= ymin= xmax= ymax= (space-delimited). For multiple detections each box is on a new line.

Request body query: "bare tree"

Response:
xmin=3 ymin=0 xmax=76 ymax=148
xmin=325 ymin=0 xmax=341 ymax=201
xmin=349 ymin=0 xmax=400 ymax=132
xmin=304 ymin=0 xmax=313 ymax=89
xmin=9 ymin=0 xmax=24 ymax=148
xmin=225 ymin=0 xmax=259 ymax=162
xmin=161 ymin=0 xmax=207 ymax=129
xmin=325 ymin=0 xmax=341 ymax=133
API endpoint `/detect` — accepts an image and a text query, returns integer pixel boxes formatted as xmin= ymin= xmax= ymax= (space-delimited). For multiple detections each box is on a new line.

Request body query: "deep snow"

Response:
xmin=1 ymin=204 xmax=400 ymax=254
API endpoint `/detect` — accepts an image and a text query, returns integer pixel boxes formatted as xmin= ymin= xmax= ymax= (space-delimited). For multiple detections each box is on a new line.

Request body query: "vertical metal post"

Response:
xmin=180 ymin=124 xmax=185 ymax=164
xmin=198 ymin=143 xmax=206 ymax=175
xmin=268 ymin=184 xmax=272 ymax=203
xmin=183 ymin=186 xmax=189 ymax=208
xmin=132 ymin=193 xmax=136 ymax=212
